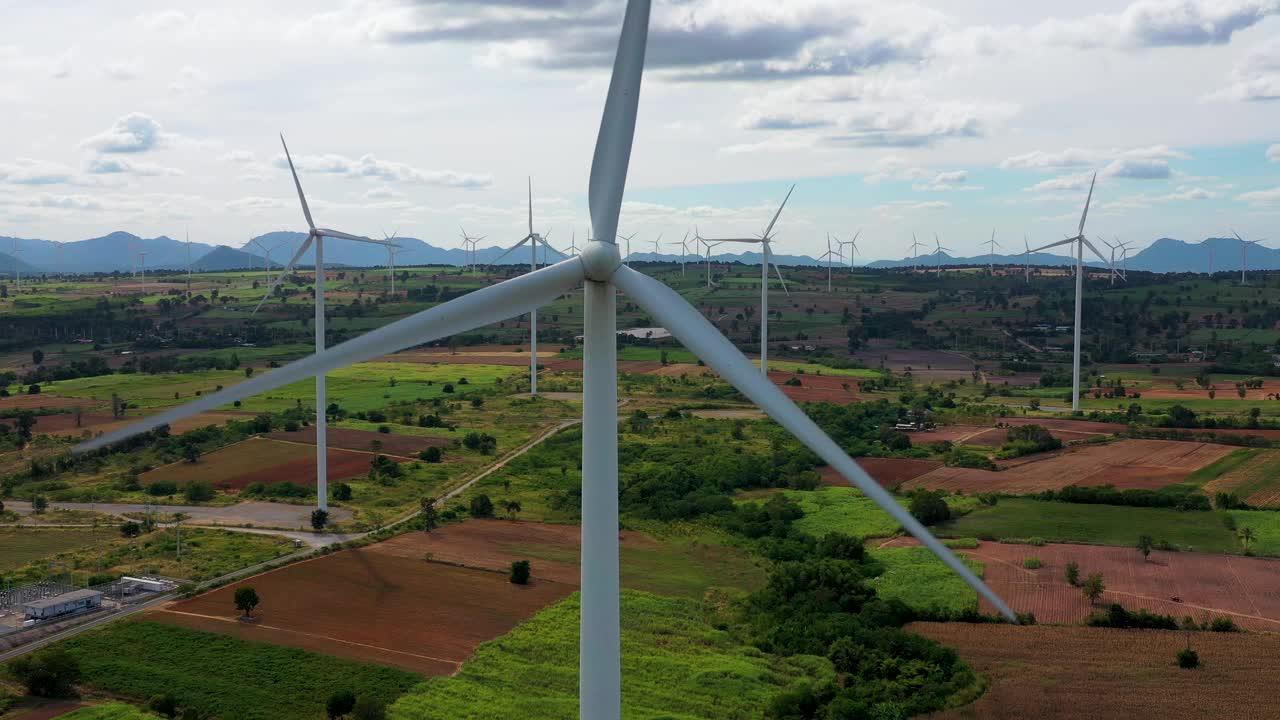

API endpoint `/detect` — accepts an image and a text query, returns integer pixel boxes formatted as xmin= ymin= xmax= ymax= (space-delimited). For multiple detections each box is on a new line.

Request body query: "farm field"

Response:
xmin=57 ymin=705 xmax=160 ymax=720
xmin=1202 ymin=449 xmax=1280 ymax=507
xmin=902 ymin=439 xmax=1234 ymax=494
xmin=32 ymin=411 xmax=251 ymax=437
xmin=890 ymin=539 xmax=1280 ymax=629
xmin=820 ymin=457 xmax=943 ymax=487
xmin=376 ymin=519 xmax=765 ymax=597
xmin=911 ymin=623 xmax=1280 ymax=720
xmin=866 ymin=545 xmax=981 ymax=616
xmin=0 ymin=528 xmax=102 ymax=573
xmin=263 ymin=426 xmax=448 ymax=457
xmin=777 ymin=486 xmax=979 ymax=539
xmin=139 ymin=437 xmax=386 ymax=490
xmin=150 ymin=541 xmax=574 ymax=674
xmin=59 ymin=621 xmax=420 ymax=720
xmin=388 ymin=591 xmax=829 ymax=720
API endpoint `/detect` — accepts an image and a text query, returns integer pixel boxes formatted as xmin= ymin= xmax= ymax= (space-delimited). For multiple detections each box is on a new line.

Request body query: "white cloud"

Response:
xmin=1206 ymin=39 xmax=1280 ymax=102
xmin=222 ymin=150 xmax=256 ymax=164
xmin=0 ymin=159 xmax=75 ymax=185
xmin=1001 ymin=148 xmax=1098 ymax=171
xmin=1101 ymin=186 xmax=1217 ymax=210
xmin=169 ymin=65 xmax=207 ymax=94
xmin=81 ymin=113 xmax=170 ymax=154
xmin=139 ymin=10 xmax=190 ymax=31
xmin=1027 ymin=173 xmax=1095 ymax=192
xmin=1238 ymin=187 xmax=1280 ymax=205
xmin=914 ymin=170 xmax=975 ymax=192
xmin=102 ymin=57 xmax=143 ymax=81
xmin=85 ymin=157 xmax=183 ymax=177
xmin=1269 ymin=144 xmax=1280 ymax=162
xmin=363 ymin=186 xmax=404 ymax=200
xmin=272 ymin=152 xmax=492 ymax=189
xmin=226 ymin=196 xmax=287 ymax=213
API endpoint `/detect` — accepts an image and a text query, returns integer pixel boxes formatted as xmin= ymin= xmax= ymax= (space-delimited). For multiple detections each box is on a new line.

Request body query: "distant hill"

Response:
xmin=867 ymin=251 xmax=1104 ymax=270
xmin=0 ymin=251 xmax=43 ymax=275
xmin=0 ymin=232 xmax=221 ymax=274
xmin=191 ymin=246 xmax=276 ymax=272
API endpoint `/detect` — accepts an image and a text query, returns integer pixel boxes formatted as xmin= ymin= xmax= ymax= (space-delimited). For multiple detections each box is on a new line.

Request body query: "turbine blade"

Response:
xmin=587 ymin=0 xmax=651 ymax=246
xmin=77 ymin=259 xmax=587 ymax=452
xmin=490 ymin=237 xmax=532 ymax=266
xmin=252 ymin=236 xmax=314 ymax=315
xmin=1080 ymin=236 xmax=1109 ymax=265
xmin=612 ymin=266 xmax=1017 ymax=622
xmin=319 ymin=229 xmax=391 ymax=245
xmin=772 ymin=261 xmax=790 ymax=296
xmin=528 ymin=176 xmax=534 ymax=236
xmin=1028 ymin=238 xmax=1076 ymax=254
xmin=1077 ymin=172 xmax=1096 ymax=237
xmin=762 ymin=184 xmax=795 ymax=239
xmin=280 ymin=134 xmax=316 ymax=231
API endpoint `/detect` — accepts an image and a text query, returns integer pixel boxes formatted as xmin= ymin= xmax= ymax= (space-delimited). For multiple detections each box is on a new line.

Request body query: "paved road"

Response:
xmin=0 ymin=418 xmax=583 ymax=659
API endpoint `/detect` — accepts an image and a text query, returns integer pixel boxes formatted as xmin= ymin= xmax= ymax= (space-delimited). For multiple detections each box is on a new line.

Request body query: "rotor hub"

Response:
xmin=580 ymin=239 xmax=622 ymax=282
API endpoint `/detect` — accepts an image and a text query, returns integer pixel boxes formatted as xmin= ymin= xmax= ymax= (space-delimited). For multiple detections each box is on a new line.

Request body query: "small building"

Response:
xmin=23 ymin=589 xmax=103 ymax=621
xmin=120 ymin=576 xmax=172 ymax=592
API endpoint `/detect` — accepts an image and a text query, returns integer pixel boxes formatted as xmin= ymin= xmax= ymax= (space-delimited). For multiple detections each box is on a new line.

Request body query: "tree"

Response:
xmin=1083 ymin=572 xmax=1105 ymax=604
xmin=462 ymin=432 xmax=497 ymax=455
xmin=183 ymin=443 xmax=201 ymax=464
xmin=1137 ymin=535 xmax=1154 ymax=561
xmin=234 ymin=587 xmax=260 ymax=618
xmin=10 ymin=648 xmax=81 ymax=697
xmin=504 ymin=499 xmax=522 ymax=519
xmin=908 ymin=490 xmax=950 ymax=526
xmin=1176 ymin=648 xmax=1200 ymax=669
xmin=183 ymin=482 xmax=216 ymax=503
xmin=420 ymin=497 xmax=439 ymax=531
xmin=327 ymin=690 xmax=357 ymax=719
xmin=32 ymin=495 xmax=48 ymax=514
xmin=332 ymin=483 xmax=353 ymax=501
xmin=32 ymin=348 xmax=44 ymax=365
xmin=120 ymin=521 xmax=143 ymax=538
xmin=469 ymin=494 xmax=495 ymax=518
xmin=148 ymin=693 xmax=179 ymax=718
xmin=1065 ymin=560 xmax=1080 ymax=587
xmin=510 ymin=560 xmax=531 ymax=585
xmin=1238 ymin=526 xmax=1256 ymax=552
xmin=352 ymin=698 xmax=386 ymax=720
xmin=311 ymin=508 xmax=329 ymax=530
xmin=245 ymin=366 xmax=254 ymax=378
xmin=419 ymin=446 xmax=442 ymax=463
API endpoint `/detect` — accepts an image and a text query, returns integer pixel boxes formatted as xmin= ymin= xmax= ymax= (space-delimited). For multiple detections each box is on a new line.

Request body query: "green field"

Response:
xmin=388 ymin=591 xmax=830 ymax=720
xmin=60 ymin=704 xmax=162 ymax=720
xmin=60 ymin=621 xmax=421 ymax=720
xmin=781 ymin=487 xmax=980 ymax=540
xmin=0 ymin=528 xmax=102 ymax=573
xmin=867 ymin=546 xmax=981 ymax=616
xmin=937 ymin=498 xmax=1279 ymax=555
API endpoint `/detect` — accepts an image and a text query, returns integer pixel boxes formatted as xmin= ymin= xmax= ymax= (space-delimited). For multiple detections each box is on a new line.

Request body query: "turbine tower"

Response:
xmin=678 ymin=231 xmax=691 ymax=275
xmin=836 ymin=231 xmax=860 ymax=273
xmin=1023 ymin=173 xmax=1107 ymax=412
xmin=694 ymin=186 xmax=794 ymax=373
xmin=698 ymin=235 xmax=720 ymax=288
xmin=908 ymin=233 xmax=926 ymax=271
xmin=1023 ymin=236 xmax=1031 ymax=283
xmin=459 ymin=228 xmax=483 ymax=273
xmin=933 ymin=234 xmax=952 ymax=273
xmin=249 ymin=237 xmax=279 ymax=288
xmin=986 ymin=229 xmax=1002 ymax=273
xmin=184 ymin=230 xmax=194 ymax=293
xmin=250 ymin=135 xmax=399 ymax=513
xmin=1234 ymin=230 xmax=1266 ymax=286
xmin=75 ymin=7 xmax=1018 ymax=720
xmin=820 ymin=234 xmax=840 ymax=293
xmin=9 ymin=239 xmax=21 ymax=290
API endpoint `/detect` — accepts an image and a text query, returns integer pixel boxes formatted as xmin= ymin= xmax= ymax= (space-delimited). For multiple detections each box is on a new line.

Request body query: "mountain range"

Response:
xmin=0 ymin=232 xmax=1272 ymax=276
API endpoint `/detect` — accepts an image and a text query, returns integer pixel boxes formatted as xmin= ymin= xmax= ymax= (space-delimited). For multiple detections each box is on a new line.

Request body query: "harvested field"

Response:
xmin=1203 ymin=449 xmax=1280 ymax=508
xmin=140 ymin=437 xmax=385 ymax=490
xmin=7 ymin=702 xmax=85 ymax=720
xmin=912 ymin=622 xmax=1280 ymax=720
xmin=888 ymin=539 xmax=1280 ymax=630
xmin=264 ymin=426 xmax=448 ymax=457
xmin=767 ymin=371 xmax=860 ymax=405
xmin=902 ymin=439 xmax=1234 ymax=494
xmin=151 ymin=544 xmax=573 ymax=675
xmin=0 ymin=394 xmax=86 ymax=411
xmin=35 ymin=411 xmax=249 ymax=436
xmin=820 ymin=458 xmax=942 ymax=488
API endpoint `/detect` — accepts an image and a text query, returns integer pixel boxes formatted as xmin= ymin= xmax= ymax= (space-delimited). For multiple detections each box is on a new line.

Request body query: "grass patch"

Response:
xmin=388 ymin=591 xmax=830 ymax=719
xmin=939 ymin=498 xmax=1254 ymax=554
xmin=782 ymin=487 xmax=979 ymax=540
xmin=59 ymin=621 xmax=421 ymax=720
xmin=60 ymin=704 xmax=162 ymax=720
xmin=0 ymin=528 xmax=102 ymax=573
xmin=1183 ymin=448 xmax=1264 ymax=488
xmin=866 ymin=546 xmax=980 ymax=616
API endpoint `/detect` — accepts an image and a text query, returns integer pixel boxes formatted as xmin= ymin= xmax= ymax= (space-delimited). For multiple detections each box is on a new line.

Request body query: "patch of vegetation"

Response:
xmin=783 ymin=487 xmax=978 ymax=540
xmin=866 ymin=546 xmax=981 ymax=616
xmin=58 ymin=705 xmax=162 ymax=720
xmin=56 ymin=621 xmax=421 ymax=720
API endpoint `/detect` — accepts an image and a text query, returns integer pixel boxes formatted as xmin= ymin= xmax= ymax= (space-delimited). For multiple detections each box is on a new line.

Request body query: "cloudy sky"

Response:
xmin=1 ymin=0 xmax=1278 ymax=261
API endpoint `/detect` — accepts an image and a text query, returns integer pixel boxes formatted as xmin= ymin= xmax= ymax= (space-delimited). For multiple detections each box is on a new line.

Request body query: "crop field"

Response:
xmin=387 ymin=591 xmax=829 ymax=720
xmin=1202 ymin=449 xmax=1280 ymax=507
xmin=902 ymin=439 xmax=1234 ymax=494
xmin=376 ymin=519 xmax=765 ymax=597
xmin=911 ymin=622 xmax=1280 ymax=720
xmin=0 ymin=528 xmax=102 ymax=573
xmin=820 ymin=457 xmax=943 ymax=488
xmin=31 ymin=411 xmax=251 ymax=437
xmin=139 ymin=437 xmax=384 ymax=490
xmin=924 ymin=540 xmax=1280 ymax=629
xmin=780 ymin=486 xmax=979 ymax=539
xmin=766 ymin=370 xmax=861 ymax=404
xmin=263 ymin=426 xmax=448 ymax=457
xmin=150 ymin=541 xmax=574 ymax=674
xmin=59 ymin=621 xmax=421 ymax=720
xmin=866 ymin=545 xmax=981 ymax=616
xmin=937 ymin=498 xmax=1280 ymax=556
xmin=57 ymin=704 xmax=160 ymax=720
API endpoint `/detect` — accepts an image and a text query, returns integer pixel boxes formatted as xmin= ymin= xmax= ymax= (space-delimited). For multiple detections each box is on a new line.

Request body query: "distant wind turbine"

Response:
xmin=459 ymin=228 xmax=483 ymax=273
xmin=908 ymin=233 xmax=926 ymax=271
xmin=933 ymin=234 xmax=952 ymax=272
xmin=820 ymin=233 xmax=840 ymax=293
xmin=836 ymin=231 xmax=860 ymax=273
xmin=986 ymin=229 xmax=1001 ymax=272
xmin=1234 ymin=230 xmax=1267 ymax=286
xmin=10 ymin=239 xmax=22 ymax=290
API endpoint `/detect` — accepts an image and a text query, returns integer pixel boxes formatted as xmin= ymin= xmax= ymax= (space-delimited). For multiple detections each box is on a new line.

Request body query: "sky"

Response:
xmin=0 ymin=0 xmax=1278 ymax=262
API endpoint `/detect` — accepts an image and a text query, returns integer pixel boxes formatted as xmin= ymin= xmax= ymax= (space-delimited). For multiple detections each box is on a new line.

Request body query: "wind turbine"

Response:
xmin=75 ymin=7 xmax=1017 ymax=720
xmin=489 ymin=178 xmax=561 ymax=396
xmin=678 ymin=231 xmax=692 ymax=275
xmin=1234 ymin=230 xmax=1267 ymax=286
xmin=1022 ymin=236 xmax=1031 ymax=283
xmin=249 ymin=237 xmax=279 ymax=288
xmin=184 ymin=231 xmax=194 ymax=293
xmin=933 ymin=234 xmax=952 ymax=272
xmin=1101 ymin=238 xmax=1126 ymax=286
xmin=649 ymin=233 xmax=663 ymax=262
xmin=1023 ymin=172 xmax=1107 ymax=412
xmin=249 ymin=135 xmax=400 ymax=513
xmin=459 ymin=228 xmax=483 ymax=273
xmin=819 ymin=234 xmax=840 ymax=293
xmin=986 ymin=229 xmax=1002 ymax=273
xmin=836 ymin=231 xmax=860 ymax=273
xmin=568 ymin=232 xmax=580 ymax=257
xmin=699 ymin=236 xmax=720 ymax=287
xmin=136 ymin=249 xmax=149 ymax=289
xmin=9 ymin=239 xmax=21 ymax=290
xmin=381 ymin=230 xmax=403 ymax=294
xmin=908 ymin=233 xmax=926 ymax=271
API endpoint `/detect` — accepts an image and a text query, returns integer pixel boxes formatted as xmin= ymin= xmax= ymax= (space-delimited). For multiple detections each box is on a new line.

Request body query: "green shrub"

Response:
xmin=1022 ymin=557 xmax=1042 ymax=569
xmin=1177 ymin=648 xmax=1200 ymax=669
xmin=510 ymin=560 xmax=531 ymax=585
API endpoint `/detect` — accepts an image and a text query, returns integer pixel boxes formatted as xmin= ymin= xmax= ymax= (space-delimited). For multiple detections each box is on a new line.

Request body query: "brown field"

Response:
xmin=1203 ymin=449 xmax=1280 ymax=508
xmin=912 ymin=623 xmax=1280 ymax=720
xmin=929 ymin=541 xmax=1280 ymax=630
xmin=901 ymin=439 xmax=1233 ymax=494
xmin=151 ymin=542 xmax=573 ymax=674
xmin=140 ymin=437 xmax=385 ymax=490
xmin=7 ymin=702 xmax=85 ymax=720
xmin=821 ymin=458 xmax=942 ymax=488
xmin=767 ymin=371 xmax=860 ymax=405
xmin=33 ymin=410 xmax=250 ymax=436
xmin=0 ymin=394 xmax=86 ymax=411
xmin=264 ymin=426 xmax=448 ymax=457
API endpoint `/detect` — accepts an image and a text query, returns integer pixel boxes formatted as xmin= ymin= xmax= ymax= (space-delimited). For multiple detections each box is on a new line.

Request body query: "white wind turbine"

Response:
xmin=568 ymin=232 xmax=580 ymax=257
xmin=820 ymin=233 xmax=840 ymax=293
xmin=249 ymin=237 xmax=280 ymax=289
xmin=649 ymin=233 xmax=663 ymax=262
xmin=908 ymin=233 xmax=926 ymax=271
xmin=1101 ymin=238 xmax=1127 ymax=286
xmin=381 ymin=230 xmax=403 ymax=294
xmin=9 ymin=239 xmax=22 ymax=290
xmin=1234 ymin=230 xmax=1267 ymax=286
xmin=695 ymin=186 xmax=793 ymax=374
xmin=1023 ymin=172 xmax=1107 ymax=412
xmin=459 ymin=227 xmax=484 ymax=273
xmin=184 ymin=231 xmax=194 ymax=293
xmin=489 ymin=178 xmax=562 ymax=396
xmin=76 ymin=6 xmax=1017 ymax=718
xmin=136 ymin=249 xmax=149 ymax=289
xmin=933 ymin=234 xmax=952 ymax=272
xmin=249 ymin=135 xmax=400 ymax=512
xmin=1022 ymin=236 xmax=1031 ymax=283
xmin=986 ymin=229 xmax=1002 ymax=272
xmin=836 ymin=231 xmax=860 ymax=273
xmin=678 ymin=231 xmax=692 ymax=275
xmin=698 ymin=234 xmax=720 ymax=287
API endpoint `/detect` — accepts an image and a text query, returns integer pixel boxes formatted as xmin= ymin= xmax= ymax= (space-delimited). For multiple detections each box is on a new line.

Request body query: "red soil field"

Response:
xmin=151 ymin=544 xmax=573 ymax=674
xmin=264 ymin=426 xmax=448 ymax=457
xmin=901 ymin=439 xmax=1232 ymax=494
xmin=140 ymin=437 xmax=387 ymax=490
xmin=7 ymin=703 xmax=84 ymax=720
xmin=821 ymin=458 xmax=942 ymax=488
xmin=229 ymin=449 xmax=388 ymax=490
xmin=911 ymin=623 xmax=1280 ymax=720
xmin=767 ymin=371 xmax=860 ymax=405
xmin=0 ymin=395 xmax=85 ymax=411
xmin=34 ymin=410 xmax=250 ymax=436
xmin=952 ymin=541 xmax=1280 ymax=630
